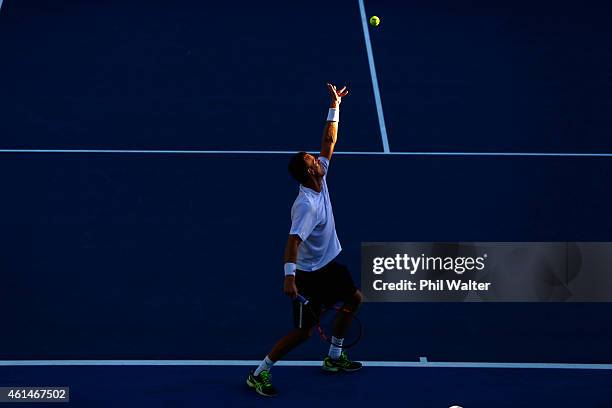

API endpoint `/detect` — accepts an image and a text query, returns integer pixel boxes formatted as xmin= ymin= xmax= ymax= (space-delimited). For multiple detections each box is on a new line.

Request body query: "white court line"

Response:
xmin=1 ymin=149 xmax=612 ymax=157
xmin=358 ymin=0 xmax=390 ymax=153
xmin=1 ymin=360 xmax=611 ymax=370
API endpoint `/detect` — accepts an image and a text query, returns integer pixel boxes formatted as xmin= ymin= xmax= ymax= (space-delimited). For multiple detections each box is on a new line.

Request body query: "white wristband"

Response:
xmin=326 ymin=108 xmax=339 ymax=122
xmin=284 ymin=262 xmax=297 ymax=277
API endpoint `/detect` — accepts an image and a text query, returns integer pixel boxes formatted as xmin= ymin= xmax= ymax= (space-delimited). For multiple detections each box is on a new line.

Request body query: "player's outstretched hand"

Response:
xmin=327 ymin=83 xmax=349 ymax=105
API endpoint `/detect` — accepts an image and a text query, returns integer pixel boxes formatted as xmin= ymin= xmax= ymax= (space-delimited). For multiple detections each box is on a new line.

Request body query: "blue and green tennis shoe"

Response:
xmin=246 ymin=370 xmax=278 ymax=397
xmin=322 ymin=352 xmax=363 ymax=372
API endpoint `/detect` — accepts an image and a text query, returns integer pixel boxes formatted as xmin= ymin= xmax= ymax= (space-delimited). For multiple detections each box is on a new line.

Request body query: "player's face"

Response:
xmin=305 ymin=154 xmax=325 ymax=178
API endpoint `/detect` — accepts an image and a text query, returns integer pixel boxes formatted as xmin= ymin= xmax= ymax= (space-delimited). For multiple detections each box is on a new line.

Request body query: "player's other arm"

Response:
xmin=320 ymin=83 xmax=349 ymax=160
xmin=283 ymin=235 xmax=302 ymax=298
xmin=284 ymin=234 xmax=301 ymax=264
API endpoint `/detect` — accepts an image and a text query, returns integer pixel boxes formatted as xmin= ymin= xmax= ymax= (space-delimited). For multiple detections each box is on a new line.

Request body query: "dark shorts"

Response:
xmin=292 ymin=260 xmax=358 ymax=329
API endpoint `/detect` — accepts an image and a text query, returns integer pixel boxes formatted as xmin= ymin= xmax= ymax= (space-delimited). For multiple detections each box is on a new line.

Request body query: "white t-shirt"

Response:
xmin=289 ymin=156 xmax=342 ymax=271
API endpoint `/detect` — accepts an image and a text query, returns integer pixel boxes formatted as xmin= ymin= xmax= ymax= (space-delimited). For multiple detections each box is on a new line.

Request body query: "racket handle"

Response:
xmin=295 ymin=294 xmax=309 ymax=305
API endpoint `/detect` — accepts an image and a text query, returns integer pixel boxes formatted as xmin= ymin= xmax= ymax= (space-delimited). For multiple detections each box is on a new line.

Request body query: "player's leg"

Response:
xmin=248 ymin=293 xmax=319 ymax=397
xmin=268 ymin=327 xmax=313 ymax=361
xmin=248 ymin=329 xmax=312 ymax=397
xmin=332 ymin=289 xmax=362 ymax=338
xmin=322 ymin=262 xmax=363 ymax=372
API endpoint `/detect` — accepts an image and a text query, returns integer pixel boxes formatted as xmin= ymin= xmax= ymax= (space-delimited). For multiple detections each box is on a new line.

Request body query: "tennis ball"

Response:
xmin=369 ymin=16 xmax=380 ymax=27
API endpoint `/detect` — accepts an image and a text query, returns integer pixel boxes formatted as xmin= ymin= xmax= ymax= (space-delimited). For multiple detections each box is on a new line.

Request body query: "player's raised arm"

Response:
xmin=320 ymin=83 xmax=349 ymax=160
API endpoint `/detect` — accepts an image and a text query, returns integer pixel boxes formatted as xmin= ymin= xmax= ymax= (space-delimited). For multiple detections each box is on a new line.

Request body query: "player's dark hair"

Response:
xmin=288 ymin=151 xmax=309 ymax=184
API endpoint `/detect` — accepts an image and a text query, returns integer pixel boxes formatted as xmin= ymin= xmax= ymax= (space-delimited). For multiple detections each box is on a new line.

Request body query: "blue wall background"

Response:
xmin=1 ymin=0 xmax=612 ymax=362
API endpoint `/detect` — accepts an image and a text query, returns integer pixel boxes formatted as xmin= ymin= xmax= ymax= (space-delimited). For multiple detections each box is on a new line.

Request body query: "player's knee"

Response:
xmin=347 ymin=290 xmax=362 ymax=309
xmin=353 ymin=290 xmax=363 ymax=305
xmin=343 ymin=290 xmax=362 ymax=312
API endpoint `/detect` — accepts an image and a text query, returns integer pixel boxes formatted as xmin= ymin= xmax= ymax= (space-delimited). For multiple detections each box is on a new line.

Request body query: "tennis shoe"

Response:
xmin=246 ymin=370 xmax=278 ymax=397
xmin=322 ymin=352 xmax=363 ymax=372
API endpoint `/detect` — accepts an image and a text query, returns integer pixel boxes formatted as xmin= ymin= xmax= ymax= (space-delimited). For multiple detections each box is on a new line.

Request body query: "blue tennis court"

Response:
xmin=1 ymin=0 xmax=612 ymax=406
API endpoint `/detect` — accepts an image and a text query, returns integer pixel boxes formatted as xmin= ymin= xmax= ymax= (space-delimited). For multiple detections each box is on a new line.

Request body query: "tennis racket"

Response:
xmin=296 ymin=294 xmax=362 ymax=349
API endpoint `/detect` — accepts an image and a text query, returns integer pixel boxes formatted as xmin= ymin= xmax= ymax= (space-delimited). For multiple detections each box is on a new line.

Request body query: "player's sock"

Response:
xmin=328 ymin=336 xmax=344 ymax=360
xmin=254 ymin=355 xmax=275 ymax=376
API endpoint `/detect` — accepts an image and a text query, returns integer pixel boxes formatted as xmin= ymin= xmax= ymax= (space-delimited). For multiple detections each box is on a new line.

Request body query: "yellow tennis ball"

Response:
xmin=369 ymin=16 xmax=380 ymax=27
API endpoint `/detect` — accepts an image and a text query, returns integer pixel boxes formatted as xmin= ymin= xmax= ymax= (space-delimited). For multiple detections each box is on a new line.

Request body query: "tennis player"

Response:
xmin=247 ymin=83 xmax=363 ymax=397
